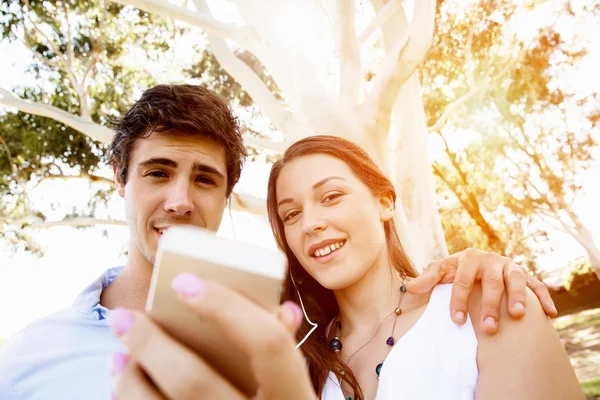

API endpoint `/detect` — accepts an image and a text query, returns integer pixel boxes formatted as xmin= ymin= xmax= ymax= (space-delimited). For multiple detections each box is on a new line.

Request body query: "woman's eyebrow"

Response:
xmin=277 ymin=176 xmax=347 ymax=208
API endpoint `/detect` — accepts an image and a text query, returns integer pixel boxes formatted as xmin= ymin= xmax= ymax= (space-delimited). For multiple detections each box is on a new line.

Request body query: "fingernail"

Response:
xmin=550 ymin=304 xmax=558 ymax=314
xmin=172 ymin=273 xmax=206 ymax=297
xmin=110 ymin=308 xmax=135 ymax=336
xmin=110 ymin=352 xmax=129 ymax=376
xmin=283 ymin=301 xmax=303 ymax=328
xmin=454 ymin=311 xmax=465 ymax=321
xmin=513 ymin=302 xmax=525 ymax=312
xmin=484 ymin=317 xmax=497 ymax=329
xmin=111 ymin=392 xmax=117 ymax=400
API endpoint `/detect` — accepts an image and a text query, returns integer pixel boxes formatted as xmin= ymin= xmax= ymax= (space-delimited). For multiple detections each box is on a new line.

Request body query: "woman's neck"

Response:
xmin=333 ymin=252 xmax=423 ymax=337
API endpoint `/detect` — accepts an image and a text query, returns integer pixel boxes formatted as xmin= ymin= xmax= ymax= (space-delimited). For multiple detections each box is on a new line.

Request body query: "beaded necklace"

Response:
xmin=329 ymin=284 xmax=406 ymax=400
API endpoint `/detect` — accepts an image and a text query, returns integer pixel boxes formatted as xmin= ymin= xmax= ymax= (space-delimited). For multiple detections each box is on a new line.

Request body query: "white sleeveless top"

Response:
xmin=321 ymin=284 xmax=479 ymax=400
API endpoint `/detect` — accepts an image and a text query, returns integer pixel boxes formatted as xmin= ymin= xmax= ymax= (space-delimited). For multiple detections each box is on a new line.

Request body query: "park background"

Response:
xmin=0 ymin=0 xmax=599 ymax=397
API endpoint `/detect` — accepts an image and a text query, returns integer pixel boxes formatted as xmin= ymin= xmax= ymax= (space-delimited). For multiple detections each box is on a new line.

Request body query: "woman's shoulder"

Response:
xmin=467 ymin=284 xmax=584 ymax=398
xmin=466 ymin=282 xmax=546 ymax=339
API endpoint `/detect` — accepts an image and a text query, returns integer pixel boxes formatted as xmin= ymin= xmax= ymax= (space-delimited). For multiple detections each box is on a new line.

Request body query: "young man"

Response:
xmin=0 ymin=84 xmax=557 ymax=400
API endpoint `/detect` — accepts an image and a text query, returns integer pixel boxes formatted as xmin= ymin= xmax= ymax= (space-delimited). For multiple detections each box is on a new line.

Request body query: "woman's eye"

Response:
xmin=283 ymin=210 xmax=300 ymax=222
xmin=323 ymin=192 xmax=342 ymax=203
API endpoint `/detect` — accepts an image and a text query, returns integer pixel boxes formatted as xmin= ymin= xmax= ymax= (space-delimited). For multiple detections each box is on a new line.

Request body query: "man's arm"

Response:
xmin=468 ymin=284 xmax=583 ymax=400
xmin=406 ymin=248 xmax=558 ymax=334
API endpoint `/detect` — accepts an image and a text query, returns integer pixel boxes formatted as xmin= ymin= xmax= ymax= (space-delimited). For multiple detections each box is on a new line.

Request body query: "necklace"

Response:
xmin=329 ymin=283 xmax=406 ymax=399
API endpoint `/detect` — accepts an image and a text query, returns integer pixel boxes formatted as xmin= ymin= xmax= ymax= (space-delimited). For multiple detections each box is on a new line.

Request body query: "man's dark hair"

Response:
xmin=107 ymin=84 xmax=247 ymax=196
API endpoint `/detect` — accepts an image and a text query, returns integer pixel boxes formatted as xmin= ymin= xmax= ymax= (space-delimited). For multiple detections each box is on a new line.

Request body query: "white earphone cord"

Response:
xmin=291 ymin=271 xmax=318 ymax=349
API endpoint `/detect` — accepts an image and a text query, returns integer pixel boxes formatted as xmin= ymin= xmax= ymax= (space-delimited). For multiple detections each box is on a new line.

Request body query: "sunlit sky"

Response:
xmin=0 ymin=0 xmax=599 ymax=340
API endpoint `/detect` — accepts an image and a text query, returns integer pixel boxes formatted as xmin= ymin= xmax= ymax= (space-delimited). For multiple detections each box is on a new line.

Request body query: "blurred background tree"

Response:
xmin=1 ymin=0 xmax=598 ymax=277
xmin=422 ymin=0 xmax=600 ymax=277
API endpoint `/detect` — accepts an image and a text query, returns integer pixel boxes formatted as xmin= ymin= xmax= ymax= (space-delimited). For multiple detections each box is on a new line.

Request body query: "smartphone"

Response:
xmin=145 ymin=225 xmax=288 ymax=396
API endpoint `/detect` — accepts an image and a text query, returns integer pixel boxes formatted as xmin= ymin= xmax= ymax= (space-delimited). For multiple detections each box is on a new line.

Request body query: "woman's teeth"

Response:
xmin=313 ymin=241 xmax=345 ymax=257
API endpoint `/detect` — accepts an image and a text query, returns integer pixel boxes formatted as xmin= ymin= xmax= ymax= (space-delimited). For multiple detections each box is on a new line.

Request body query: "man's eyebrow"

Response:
xmin=137 ymin=158 xmax=177 ymax=169
xmin=138 ymin=158 xmax=225 ymax=180
xmin=192 ymin=161 xmax=225 ymax=180
xmin=277 ymin=176 xmax=347 ymax=208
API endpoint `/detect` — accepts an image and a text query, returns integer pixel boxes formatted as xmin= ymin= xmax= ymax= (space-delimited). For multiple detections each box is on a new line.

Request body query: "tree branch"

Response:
xmin=0 ymin=88 xmax=114 ymax=143
xmin=0 ymin=88 xmax=288 ymax=154
xmin=0 ymin=134 xmax=15 ymax=174
xmin=29 ymin=217 xmax=127 ymax=229
xmin=242 ymin=135 xmax=287 ymax=152
xmin=36 ymin=172 xmax=115 ymax=188
xmin=81 ymin=48 xmax=100 ymax=89
xmin=364 ymin=0 xmax=436 ymax=140
xmin=231 ymin=192 xmax=266 ymax=215
xmin=335 ymin=0 xmax=361 ymax=103
xmin=23 ymin=0 xmax=65 ymax=58
xmin=537 ymin=213 xmax=577 ymax=237
xmin=15 ymin=26 xmax=62 ymax=71
xmin=428 ymin=57 xmax=519 ymax=133
xmin=357 ymin=0 xmax=402 ymax=47
xmin=62 ymin=1 xmax=75 ymax=72
xmin=212 ymin=0 xmax=351 ymax=142
xmin=190 ymin=0 xmax=310 ymax=142
xmin=110 ymin=0 xmax=238 ymax=40
xmin=465 ymin=28 xmax=475 ymax=88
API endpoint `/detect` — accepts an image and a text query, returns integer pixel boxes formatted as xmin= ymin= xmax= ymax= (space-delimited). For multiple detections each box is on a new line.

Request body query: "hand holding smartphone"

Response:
xmin=145 ymin=226 xmax=288 ymax=396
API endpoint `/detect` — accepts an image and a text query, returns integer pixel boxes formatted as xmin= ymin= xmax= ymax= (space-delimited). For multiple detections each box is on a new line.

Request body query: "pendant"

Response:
xmin=376 ymin=362 xmax=383 ymax=379
xmin=385 ymin=336 xmax=394 ymax=346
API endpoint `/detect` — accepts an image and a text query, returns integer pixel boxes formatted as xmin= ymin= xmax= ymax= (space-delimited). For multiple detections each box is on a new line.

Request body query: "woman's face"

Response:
xmin=275 ymin=154 xmax=393 ymax=290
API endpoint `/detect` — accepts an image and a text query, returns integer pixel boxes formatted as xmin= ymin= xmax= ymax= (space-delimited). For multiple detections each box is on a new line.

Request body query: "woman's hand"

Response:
xmin=405 ymin=248 xmax=558 ymax=334
xmin=109 ymin=273 xmax=316 ymax=400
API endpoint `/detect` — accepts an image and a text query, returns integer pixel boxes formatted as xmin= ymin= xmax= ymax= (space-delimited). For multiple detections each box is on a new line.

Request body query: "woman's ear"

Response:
xmin=379 ymin=195 xmax=395 ymax=222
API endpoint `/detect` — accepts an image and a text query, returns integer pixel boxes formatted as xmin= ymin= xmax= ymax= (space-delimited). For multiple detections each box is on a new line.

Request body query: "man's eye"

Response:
xmin=147 ymin=171 xmax=168 ymax=178
xmin=196 ymin=176 xmax=216 ymax=185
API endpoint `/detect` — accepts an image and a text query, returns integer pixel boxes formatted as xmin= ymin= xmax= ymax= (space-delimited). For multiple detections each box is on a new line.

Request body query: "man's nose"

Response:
xmin=164 ymin=179 xmax=194 ymax=215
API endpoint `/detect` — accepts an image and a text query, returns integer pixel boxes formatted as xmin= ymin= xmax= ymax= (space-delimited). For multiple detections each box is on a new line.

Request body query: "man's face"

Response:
xmin=115 ymin=132 xmax=228 ymax=265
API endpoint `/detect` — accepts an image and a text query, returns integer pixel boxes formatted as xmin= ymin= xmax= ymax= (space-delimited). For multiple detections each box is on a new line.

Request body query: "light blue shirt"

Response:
xmin=0 ymin=266 xmax=125 ymax=400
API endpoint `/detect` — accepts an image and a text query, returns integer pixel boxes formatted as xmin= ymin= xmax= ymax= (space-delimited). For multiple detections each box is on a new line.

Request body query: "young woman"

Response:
xmin=109 ymin=135 xmax=581 ymax=400
xmin=266 ymin=135 xmax=582 ymax=399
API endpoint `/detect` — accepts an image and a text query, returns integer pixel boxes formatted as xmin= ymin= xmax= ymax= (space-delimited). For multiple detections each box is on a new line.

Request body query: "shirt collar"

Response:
xmin=72 ymin=265 xmax=125 ymax=320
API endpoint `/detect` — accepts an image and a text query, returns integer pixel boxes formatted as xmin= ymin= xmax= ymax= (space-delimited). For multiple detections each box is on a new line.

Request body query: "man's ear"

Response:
xmin=379 ymin=195 xmax=395 ymax=222
xmin=114 ymin=164 xmax=125 ymax=198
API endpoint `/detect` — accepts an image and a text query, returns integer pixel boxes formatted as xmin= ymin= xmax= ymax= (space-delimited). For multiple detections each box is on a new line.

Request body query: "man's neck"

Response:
xmin=99 ymin=243 xmax=153 ymax=311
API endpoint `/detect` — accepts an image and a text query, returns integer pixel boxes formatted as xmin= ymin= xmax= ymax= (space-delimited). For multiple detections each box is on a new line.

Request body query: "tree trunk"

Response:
xmin=386 ymin=74 xmax=448 ymax=268
xmin=565 ymin=207 xmax=600 ymax=279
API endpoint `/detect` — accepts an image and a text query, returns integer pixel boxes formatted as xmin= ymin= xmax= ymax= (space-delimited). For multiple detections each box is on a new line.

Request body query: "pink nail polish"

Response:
xmin=110 ymin=352 xmax=129 ymax=376
xmin=111 ymin=392 xmax=118 ymax=400
xmin=283 ymin=301 xmax=303 ymax=328
xmin=110 ymin=308 xmax=135 ymax=336
xmin=171 ymin=273 xmax=206 ymax=297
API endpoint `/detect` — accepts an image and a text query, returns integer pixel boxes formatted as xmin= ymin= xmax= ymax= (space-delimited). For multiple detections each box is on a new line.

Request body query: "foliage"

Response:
xmin=422 ymin=0 xmax=600 ymax=272
xmin=581 ymin=378 xmax=600 ymax=398
xmin=565 ymin=258 xmax=599 ymax=295
xmin=0 ymin=0 xmax=275 ymax=251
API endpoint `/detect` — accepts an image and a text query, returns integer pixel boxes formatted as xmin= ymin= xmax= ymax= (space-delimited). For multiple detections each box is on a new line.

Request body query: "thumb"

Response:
xmin=404 ymin=273 xmax=440 ymax=294
xmin=278 ymin=301 xmax=303 ymax=336
xmin=405 ymin=260 xmax=456 ymax=294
